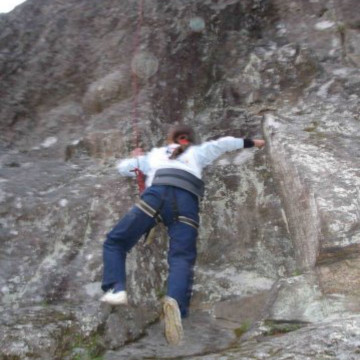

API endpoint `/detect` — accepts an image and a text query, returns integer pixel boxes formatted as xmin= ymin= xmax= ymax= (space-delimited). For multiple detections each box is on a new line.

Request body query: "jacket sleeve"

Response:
xmin=116 ymin=155 xmax=149 ymax=177
xmin=192 ymin=136 xmax=245 ymax=168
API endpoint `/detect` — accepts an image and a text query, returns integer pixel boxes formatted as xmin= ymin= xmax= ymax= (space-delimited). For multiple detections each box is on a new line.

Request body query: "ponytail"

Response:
xmin=169 ymin=142 xmax=191 ymax=159
xmin=167 ymin=124 xmax=195 ymax=160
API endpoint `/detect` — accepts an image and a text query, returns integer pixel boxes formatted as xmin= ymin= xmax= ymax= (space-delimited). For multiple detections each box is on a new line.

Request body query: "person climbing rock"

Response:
xmin=100 ymin=124 xmax=265 ymax=345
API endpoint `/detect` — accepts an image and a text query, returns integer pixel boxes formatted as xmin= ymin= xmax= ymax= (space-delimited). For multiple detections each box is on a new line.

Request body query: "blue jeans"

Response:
xmin=102 ymin=185 xmax=199 ymax=317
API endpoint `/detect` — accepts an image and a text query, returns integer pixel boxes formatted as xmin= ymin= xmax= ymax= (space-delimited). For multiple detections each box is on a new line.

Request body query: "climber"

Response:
xmin=100 ymin=124 xmax=265 ymax=345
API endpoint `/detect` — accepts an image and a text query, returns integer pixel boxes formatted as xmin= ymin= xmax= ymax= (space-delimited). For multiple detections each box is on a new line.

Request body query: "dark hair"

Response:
xmin=167 ymin=124 xmax=195 ymax=159
xmin=167 ymin=124 xmax=195 ymax=143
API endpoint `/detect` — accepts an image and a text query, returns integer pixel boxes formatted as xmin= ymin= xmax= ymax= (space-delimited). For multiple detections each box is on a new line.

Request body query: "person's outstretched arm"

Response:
xmin=116 ymin=148 xmax=149 ymax=177
xmin=193 ymin=136 xmax=265 ymax=168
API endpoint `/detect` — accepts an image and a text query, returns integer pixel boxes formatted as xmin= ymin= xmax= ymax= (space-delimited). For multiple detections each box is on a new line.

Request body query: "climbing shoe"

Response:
xmin=100 ymin=289 xmax=128 ymax=305
xmin=163 ymin=296 xmax=183 ymax=345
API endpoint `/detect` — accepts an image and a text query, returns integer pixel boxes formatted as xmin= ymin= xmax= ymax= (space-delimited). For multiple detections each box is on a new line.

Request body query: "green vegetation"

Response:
xmin=291 ymin=269 xmax=303 ymax=277
xmin=234 ymin=320 xmax=252 ymax=338
xmin=156 ymin=286 xmax=167 ymax=299
xmin=57 ymin=330 xmax=105 ymax=360
xmin=263 ymin=320 xmax=306 ymax=336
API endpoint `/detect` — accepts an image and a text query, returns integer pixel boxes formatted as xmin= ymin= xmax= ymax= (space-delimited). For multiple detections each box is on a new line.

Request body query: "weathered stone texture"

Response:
xmin=0 ymin=0 xmax=359 ymax=359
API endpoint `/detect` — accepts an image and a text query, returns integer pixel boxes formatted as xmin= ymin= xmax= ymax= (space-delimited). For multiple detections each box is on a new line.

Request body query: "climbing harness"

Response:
xmin=136 ymin=196 xmax=165 ymax=246
xmin=134 ymin=187 xmax=199 ymax=246
xmin=152 ymin=168 xmax=205 ymax=198
xmin=178 ymin=216 xmax=199 ymax=230
xmin=134 ymin=191 xmax=199 ymax=232
xmin=136 ymin=199 xmax=163 ymax=223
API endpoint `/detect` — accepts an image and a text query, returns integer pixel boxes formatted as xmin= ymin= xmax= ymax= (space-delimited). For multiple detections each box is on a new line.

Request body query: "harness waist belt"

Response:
xmin=152 ymin=168 xmax=205 ymax=198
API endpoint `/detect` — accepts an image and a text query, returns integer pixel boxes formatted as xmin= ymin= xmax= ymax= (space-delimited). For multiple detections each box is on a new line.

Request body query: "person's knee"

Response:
xmin=169 ymin=237 xmax=197 ymax=261
xmin=168 ymin=251 xmax=196 ymax=270
xmin=103 ymin=237 xmax=116 ymax=252
xmin=103 ymin=230 xmax=129 ymax=251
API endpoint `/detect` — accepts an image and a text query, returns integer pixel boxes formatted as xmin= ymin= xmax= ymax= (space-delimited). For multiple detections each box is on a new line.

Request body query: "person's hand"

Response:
xmin=131 ymin=147 xmax=144 ymax=157
xmin=253 ymin=139 xmax=265 ymax=148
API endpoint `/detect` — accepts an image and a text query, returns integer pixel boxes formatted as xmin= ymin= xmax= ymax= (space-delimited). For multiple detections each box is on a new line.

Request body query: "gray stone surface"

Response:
xmin=105 ymin=310 xmax=237 ymax=360
xmin=0 ymin=0 xmax=359 ymax=359
xmin=186 ymin=316 xmax=360 ymax=360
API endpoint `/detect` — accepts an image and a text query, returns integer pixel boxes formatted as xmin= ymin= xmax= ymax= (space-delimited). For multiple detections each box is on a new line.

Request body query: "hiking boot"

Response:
xmin=163 ymin=296 xmax=183 ymax=345
xmin=100 ymin=290 xmax=128 ymax=305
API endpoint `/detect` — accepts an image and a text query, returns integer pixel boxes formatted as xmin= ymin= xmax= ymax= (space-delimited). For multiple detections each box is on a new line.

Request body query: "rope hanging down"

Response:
xmin=131 ymin=0 xmax=146 ymax=194
xmin=132 ymin=166 xmax=146 ymax=194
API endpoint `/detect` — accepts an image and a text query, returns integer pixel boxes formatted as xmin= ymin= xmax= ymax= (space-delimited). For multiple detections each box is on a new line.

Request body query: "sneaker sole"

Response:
xmin=100 ymin=293 xmax=128 ymax=305
xmin=100 ymin=298 xmax=128 ymax=305
xmin=163 ymin=297 xmax=183 ymax=345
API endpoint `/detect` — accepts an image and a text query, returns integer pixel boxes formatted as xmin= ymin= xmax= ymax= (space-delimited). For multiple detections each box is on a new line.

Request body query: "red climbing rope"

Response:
xmin=131 ymin=0 xmax=146 ymax=194
xmin=132 ymin=167 xmax=146 ymax=194
xmin=131 ymin=0 xmax=144 ymax=149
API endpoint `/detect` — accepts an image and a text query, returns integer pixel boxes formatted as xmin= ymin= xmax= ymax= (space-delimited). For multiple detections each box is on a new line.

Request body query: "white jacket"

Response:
xmin=117 ymin=136 xmax=245 ymax=187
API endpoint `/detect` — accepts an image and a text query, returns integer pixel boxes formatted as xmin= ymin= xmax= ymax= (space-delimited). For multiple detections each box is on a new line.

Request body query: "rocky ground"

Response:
xmin=0 ymin=0 xmax=359 ymax=359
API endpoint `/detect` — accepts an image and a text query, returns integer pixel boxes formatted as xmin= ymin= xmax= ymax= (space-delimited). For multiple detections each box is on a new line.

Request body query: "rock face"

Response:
xmin=0 ymin=0 xmax=359 ymax=359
